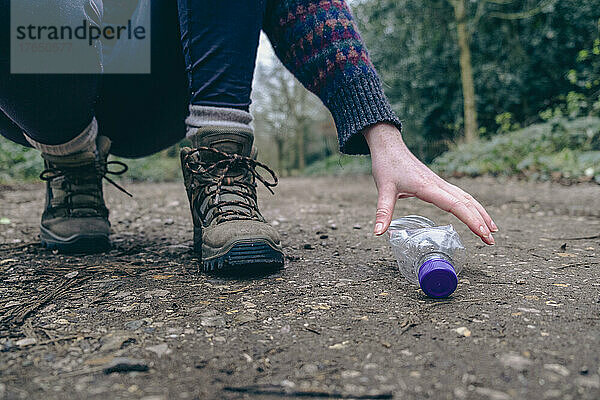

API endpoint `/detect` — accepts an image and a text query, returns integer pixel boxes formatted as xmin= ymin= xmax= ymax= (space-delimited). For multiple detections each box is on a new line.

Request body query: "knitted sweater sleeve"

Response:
xmin=262 ymin=0 xmax=402 ymax=155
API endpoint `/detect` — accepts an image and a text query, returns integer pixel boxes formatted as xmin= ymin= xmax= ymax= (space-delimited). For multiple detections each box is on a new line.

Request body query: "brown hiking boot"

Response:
xmin=180 ymin=129 xmax=284 ymax=272
xmin=39 ymin=136 xmax=130 ymax=253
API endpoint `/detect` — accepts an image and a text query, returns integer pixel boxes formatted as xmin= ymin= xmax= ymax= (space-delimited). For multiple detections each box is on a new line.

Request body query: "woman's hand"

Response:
xmin=363 ymin=123 xmax=497 ymax=245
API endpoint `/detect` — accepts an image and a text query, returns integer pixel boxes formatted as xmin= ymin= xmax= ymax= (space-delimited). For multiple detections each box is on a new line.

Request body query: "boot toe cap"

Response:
xmin=202 ymin=220 xmax=281 ymax=250
xmin=41 ymin=217 xmax=110 ymax=241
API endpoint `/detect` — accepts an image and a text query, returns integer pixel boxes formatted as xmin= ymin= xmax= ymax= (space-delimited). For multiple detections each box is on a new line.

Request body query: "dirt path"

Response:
xmin=1 ymin=176 xmax=599 ymax=400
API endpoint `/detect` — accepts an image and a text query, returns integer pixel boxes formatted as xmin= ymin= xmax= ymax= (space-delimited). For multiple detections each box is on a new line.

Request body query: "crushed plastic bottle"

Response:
xmin=388 ymin=215 xmax=465 ymax=298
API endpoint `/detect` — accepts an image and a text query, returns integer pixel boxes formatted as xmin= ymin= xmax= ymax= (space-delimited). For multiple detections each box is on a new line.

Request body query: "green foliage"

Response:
xmin=0 ymin=138 xmax=42 ymax=183
xmin=111 ymin=152 xmax=182 ymax=182
xmin=0 ymin=136 xmax=182 ymax=184
xmin=495 ymin=112 xmax=521 ymax=135
xmin=432 ymin=116 xmax=600 ymax=182
xmin=355 ymin=0 xmax=600 ymax=160
xmin=303 ymin=154 xmax=372 ymax=176
xmin=545 ymin=32 xmax=600 ymax=119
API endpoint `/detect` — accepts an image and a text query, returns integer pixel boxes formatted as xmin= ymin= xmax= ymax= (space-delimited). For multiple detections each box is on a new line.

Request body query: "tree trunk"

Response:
xmin=275 ymin=137 xmax=285 ymax=176
xmin=296 ymin=121 xmax=305 ymax=171
xmin=452 ymin=0 xmax=478 ymax=143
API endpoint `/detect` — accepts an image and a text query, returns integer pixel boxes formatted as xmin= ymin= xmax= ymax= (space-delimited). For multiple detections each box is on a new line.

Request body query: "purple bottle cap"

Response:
xmin=418 ymin=259 xmax=458 ymax=298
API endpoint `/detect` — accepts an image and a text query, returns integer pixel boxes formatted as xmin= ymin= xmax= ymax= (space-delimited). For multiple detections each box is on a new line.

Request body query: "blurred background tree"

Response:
xmin=251 ymin=48 xmax=338 ymax=176
xmin=354 ymin=0 xmax=600 ymax=160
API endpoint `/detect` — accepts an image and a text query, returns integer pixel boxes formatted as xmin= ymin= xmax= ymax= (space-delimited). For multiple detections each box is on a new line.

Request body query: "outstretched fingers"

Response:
xmin=374 ymin=184 xmax=398 ymax=235
xmin=416 ymin=183 xmax=495 ymax=245
xmin=444 ymin=182 xmax=498 ymax=232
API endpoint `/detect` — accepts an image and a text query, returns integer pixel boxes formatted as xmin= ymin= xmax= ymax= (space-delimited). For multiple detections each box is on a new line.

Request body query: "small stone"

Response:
xmin=124 ymin=319 xmax=146 ymax=330
xmin=146 ymin=343 xmax=171 ymax=358
xmin=65 ymin=271 xmax=79 ymax=279
xmin=1 ymin=340 xmax=16 ymax=352
xmin=353 ymin=224 xmax=362 ymax=230
xmin=559 ymin=243 xmax=567 ymax=251
xmin=575 ymin=375 xmax=600 ymax=389
xmin=145 ymin=289 xmax=170 ymax=298
xmin=341 ymin=370 xmax=361 ymax=379
xmin=300 ymin=363 xmax=319 ymax=374
xmin=329 ymin=224 xmax=338 ymax=230
xmin=544 ymin=363 xmax=570 ymax=377
xmin=164 ymin=218 xmax=174 ymax=225
xmin=542 ymin=389 xmax=562 ymax=399
xmin=280 ymin=325 xmax=291 ymax=334
xmin=319 ymin=234 xmax=329 ymax=239
xmin=165 ymin=245 xmax=189 ymax=254
xmin=474 ymin=387 xmax=510 ymax=400
xmin=303 ymin=244 xmax=314 ymax=250
xmin=329 ymin=342 xmax=348 ymax=350
xmin=103 ymin=357 xmax=149 ymax=374
xmin=234 ymin=312 xmax=257 ymax=325
xmin=16 ymin=338 xmax=37 ymax=347
xmin=500 ymin=353 xmax=532 ymax=371
xmin=455 ymin=327 xmax=471 ymax=337
xmin=100 ymin=334 xmax=135 ymax=352
xmin=281 ymin=380 xmax=295 ymax=388
xmin=453 ymin=387 xmax=467 ymax=399
xmin=201 ymin=316 xmax=226 ymax=327
xmin=517 ymin=307 xmax=540 ymax=314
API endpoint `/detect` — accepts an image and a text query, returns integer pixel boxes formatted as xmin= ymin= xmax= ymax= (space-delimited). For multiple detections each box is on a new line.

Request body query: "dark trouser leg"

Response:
xmin=0 ymin=0 xmax=100 ymax=147
xmin=0 ymin=0 xmax=188 ymax=158
xmin=96 ymin=0 xmax=189 ymax=158
xmin=177 ymin=0 xmax=265 ymax=111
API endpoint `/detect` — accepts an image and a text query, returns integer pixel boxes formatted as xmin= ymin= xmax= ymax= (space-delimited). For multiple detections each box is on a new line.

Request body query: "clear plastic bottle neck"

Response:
xmin=418 ymin=252 xmax=453 ymax=268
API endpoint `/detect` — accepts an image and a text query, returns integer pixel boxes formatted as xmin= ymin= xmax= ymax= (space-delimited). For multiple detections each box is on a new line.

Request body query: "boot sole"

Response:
xmin=40 ymin=226 xmax=110 ymax=254
xmin=201 ymin=240 xmax=285 ymax=273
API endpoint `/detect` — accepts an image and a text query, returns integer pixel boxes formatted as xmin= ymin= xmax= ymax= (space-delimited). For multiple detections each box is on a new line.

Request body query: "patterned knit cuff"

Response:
xmin=326 ymin=72 xmax=402 ymax=155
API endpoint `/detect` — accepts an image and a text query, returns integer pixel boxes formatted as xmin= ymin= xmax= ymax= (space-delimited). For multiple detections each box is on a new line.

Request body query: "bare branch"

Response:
xmin=489 ymin=0 xmax=556 ymax=20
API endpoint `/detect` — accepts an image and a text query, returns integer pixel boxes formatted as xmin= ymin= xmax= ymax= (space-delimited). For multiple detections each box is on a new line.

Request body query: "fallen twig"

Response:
xmin=18 ymin=334 xmax=96 ymax=348
xmin=556 ymin=261 xmax=599 ymax=270
xmin=90 ymin=282 xmax=124 ymax=304
xmin=304 ymin=326 xmax=321 ymax=335
xmin=223 ymin=285 xmax=252 ymax=295
xmin=223 ymin=385 xmax=393 ymax=399
xmin=0 ymin=275 xmax=91 ymax=328
xmin=422 ymin=297 xmax=504 ymax=309
xmin=543 ymin=234 xmax=600 ymax=241
xmin=38 ymin=366 xmax=106 ymax=380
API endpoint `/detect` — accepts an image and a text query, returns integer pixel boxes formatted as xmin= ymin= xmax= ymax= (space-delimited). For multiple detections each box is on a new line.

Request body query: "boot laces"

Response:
xmin=40 ymin=159 xmax=131 ymax=214
xmin=183 ymin=146 xmax=278 ymax=223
